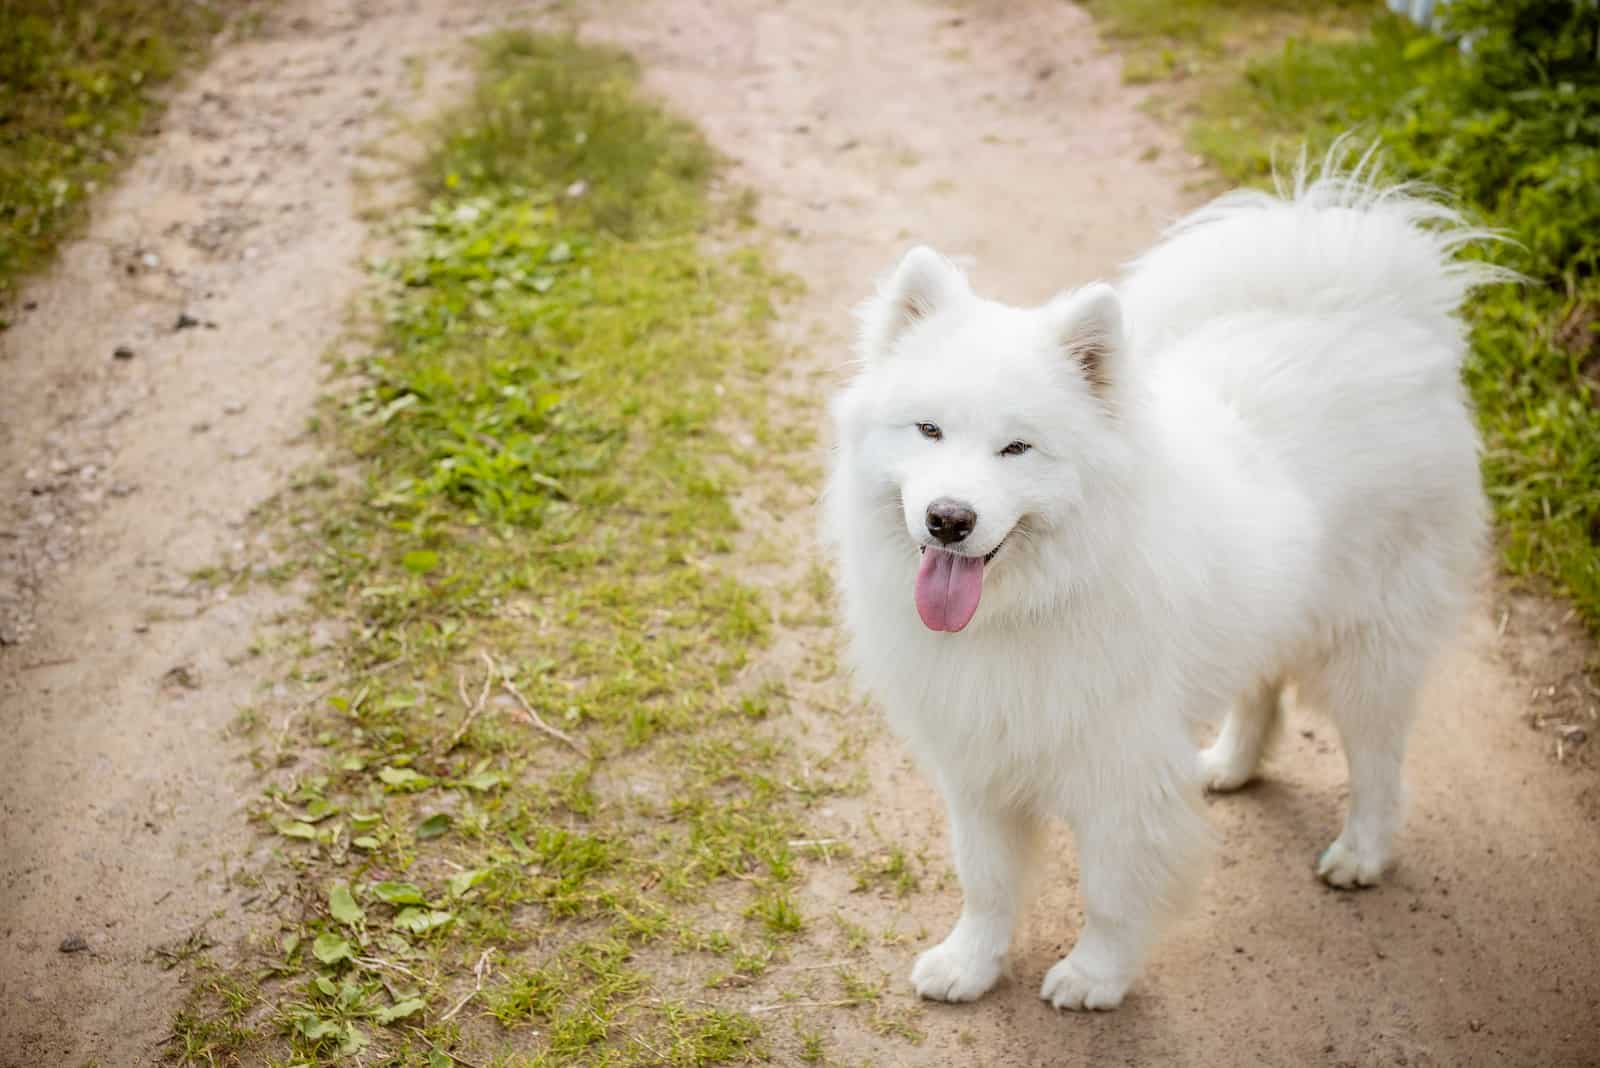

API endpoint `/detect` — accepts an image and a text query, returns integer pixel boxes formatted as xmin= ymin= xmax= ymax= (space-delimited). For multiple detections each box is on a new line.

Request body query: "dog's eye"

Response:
xmin=1000 ymin=440 xmax=1032 ymax=457
xmin=916 ymin=422 xmax=943 ymax=441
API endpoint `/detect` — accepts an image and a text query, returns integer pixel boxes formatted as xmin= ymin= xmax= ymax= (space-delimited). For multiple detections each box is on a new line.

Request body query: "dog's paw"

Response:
xmin=1316 ymin=837 xmax=1386 ymax=889
xmin=1040 ymin=956 xmax=1129 ymax=1012
xmin=1198 ymin=741 xmax=1257 ymax=793
xmin=910 ymin=938 xmax=1003 ymax=1003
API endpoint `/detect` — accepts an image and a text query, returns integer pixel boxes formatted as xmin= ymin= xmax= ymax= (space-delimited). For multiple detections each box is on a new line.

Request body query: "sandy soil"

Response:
xmin=2 ymin=0 xmax=1597 ymax=1065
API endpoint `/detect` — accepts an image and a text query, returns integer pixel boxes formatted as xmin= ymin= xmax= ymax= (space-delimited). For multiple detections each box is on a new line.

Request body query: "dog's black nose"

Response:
xmin=925 ymin=498 xmax=977 ymax=545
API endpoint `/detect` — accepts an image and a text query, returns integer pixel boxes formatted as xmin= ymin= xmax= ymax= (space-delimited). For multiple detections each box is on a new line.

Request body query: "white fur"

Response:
xmin=820 ymin=165 xmax=1504 ymax=1010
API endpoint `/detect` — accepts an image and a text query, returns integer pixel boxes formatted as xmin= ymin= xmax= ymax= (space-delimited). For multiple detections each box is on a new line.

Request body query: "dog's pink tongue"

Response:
xmin=914 ymin=548 xmax=985 ymax=632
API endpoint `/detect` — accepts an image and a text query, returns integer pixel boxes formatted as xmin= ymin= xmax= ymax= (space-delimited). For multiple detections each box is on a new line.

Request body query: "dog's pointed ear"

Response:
xmin=1047 ymin=282 xmax=1123 ymax=396
xmin=856 ymin=246 xmax=969 ymax=363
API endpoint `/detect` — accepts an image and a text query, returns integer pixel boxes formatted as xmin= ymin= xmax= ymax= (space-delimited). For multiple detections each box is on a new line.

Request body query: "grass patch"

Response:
xmin=1081 ymin=0 xmax=1369 ymax=88
xmin=0 ymin=0 xmax=237 ymax=310
xmin=852 ymin=847 xmax=920 ymax=899
xmin=1086 ymin=0 xmax=1600 ymax=636
xmin=169 ymin=30 xmax=843 ymax=1066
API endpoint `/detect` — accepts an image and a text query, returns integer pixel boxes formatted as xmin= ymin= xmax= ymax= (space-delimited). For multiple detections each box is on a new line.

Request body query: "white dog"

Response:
xmin=821 ymin=165 xmax=1503 ymax=1011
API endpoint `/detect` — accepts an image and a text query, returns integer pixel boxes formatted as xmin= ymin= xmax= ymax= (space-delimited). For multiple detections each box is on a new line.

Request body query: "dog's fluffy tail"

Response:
xmin=1118 ymin=143 xmax=1517 ymax=357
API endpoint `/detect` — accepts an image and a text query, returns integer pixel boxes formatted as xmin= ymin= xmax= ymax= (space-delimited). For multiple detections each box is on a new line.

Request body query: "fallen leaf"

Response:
xmin=460 ymin=770 xmax=503 ymax=791
xmin=370 ymin=881 xmax=427 ymax=906
xmin=375 ymin=997 xmax=427 ymax=1024
xmin=402 ymin=549 xmax=439 ymax=574
xmin=378 ymin=766 xmax=431 ymax=790
xmin=312 ymin=932 xmax=352 ymax=965
xmin=448 ymin=868 xmax=490 ymax=897
xmin=329 ymin=883 xmax=364 ymax=927
xmin=393 ymin=908 xmax=454 ymax=935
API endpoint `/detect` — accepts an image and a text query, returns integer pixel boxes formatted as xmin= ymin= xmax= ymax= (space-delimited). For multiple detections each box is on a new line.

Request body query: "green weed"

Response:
xmin=852 ymin=847 xmax=919 ymax=898
xmin=745 ymin=889 xmax=804 ymax=936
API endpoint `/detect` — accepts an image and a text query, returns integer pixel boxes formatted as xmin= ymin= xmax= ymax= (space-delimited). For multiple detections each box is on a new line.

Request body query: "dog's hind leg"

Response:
xmin=1301 ymin=632 xmax=1426 ymax=888
xmin=1198 ymin=676 xmax=1283 ymax=791
xmin=912 ymin=795 xmax=1042 ymax=1003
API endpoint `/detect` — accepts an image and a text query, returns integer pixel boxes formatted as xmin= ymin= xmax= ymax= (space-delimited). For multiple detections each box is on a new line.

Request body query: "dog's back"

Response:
xmin=1118 ymin=156 xmax=1508 ymax=357
xmin=1121 ymin=160 xmax=1506 ymax=645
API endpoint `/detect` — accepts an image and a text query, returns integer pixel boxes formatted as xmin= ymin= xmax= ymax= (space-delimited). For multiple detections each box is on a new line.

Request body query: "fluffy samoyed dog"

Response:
xmin=821 ymin=166 xmax=1504 ymax=1011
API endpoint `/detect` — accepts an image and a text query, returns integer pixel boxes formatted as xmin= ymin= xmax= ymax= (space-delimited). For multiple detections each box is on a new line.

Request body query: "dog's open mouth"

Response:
xmin=914 ymin=536 xmax=1007 ymax=633
xmin=917 ymin=541 xmax=1005 ymax=563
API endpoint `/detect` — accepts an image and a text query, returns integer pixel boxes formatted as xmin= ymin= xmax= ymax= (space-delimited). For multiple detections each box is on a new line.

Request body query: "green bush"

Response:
xmin=1193 ymin=0 xmax=1600 ymax=631
xmin=1405 ymin=0 xmax=1600 ymax=281
xmin=1406 ymin=0 xmax=1600 ymax=628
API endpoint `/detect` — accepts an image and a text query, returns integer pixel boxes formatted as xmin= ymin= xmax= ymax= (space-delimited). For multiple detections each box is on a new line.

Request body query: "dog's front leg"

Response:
xmin=912 ymin=792 xmax=1041 ymax=1003
xmin=1043 ymin=783 xmax=1209 ymax=1011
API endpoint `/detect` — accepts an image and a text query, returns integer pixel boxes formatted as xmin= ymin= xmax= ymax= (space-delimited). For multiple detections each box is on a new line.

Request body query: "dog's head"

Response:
xmin=829 ymin=247 xmax=1132 ymax=632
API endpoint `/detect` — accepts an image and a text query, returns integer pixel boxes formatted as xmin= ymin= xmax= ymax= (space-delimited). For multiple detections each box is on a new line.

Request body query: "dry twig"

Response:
xmin=439 ymin=949 xmax=493 ymax=1024
xmin=439 ymin=653 xmax=494 ymax=755
xmin=353 ymin=956 xmax=425 ymax=982
xmin=501 ymin=674 xmax=589 ymax=758
xmin=748 ymin=998 xmax=858 ymax=1015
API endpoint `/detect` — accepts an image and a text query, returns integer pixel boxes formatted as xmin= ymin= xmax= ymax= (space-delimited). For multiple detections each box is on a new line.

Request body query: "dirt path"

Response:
xmin=0 ymin=2 xmax=514 ymax=1062
xmin=600 ymin=1 xmax=1600 ymax=1065
xmin=1 ymin=0 xmax=1596 ymax=1065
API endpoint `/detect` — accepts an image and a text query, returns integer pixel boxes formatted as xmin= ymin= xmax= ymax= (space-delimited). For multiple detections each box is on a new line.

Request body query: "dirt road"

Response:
xmin=3 ymin=0 xmax=1598 ymax=1065
xmin=0 ymin=1 xmax=510 ymax=1060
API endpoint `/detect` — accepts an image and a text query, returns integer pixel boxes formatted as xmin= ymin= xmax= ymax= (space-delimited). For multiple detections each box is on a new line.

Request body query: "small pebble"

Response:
xmin=59 ymin=934 xmax=89 ymax=954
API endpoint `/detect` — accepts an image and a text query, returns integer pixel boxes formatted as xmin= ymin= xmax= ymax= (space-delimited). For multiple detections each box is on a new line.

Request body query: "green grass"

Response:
xmin=1087 ymin=0 xmax=1600 ymax=638
xmin=169 ymin=30 xmax=849 ymax=1066
xmin=0 ymin=0 xmax=235 ymax=309
xmin=1080 ymin=0 xmax=1370 ymax=85
xmin=1084 ymin=0 xmax=1366 ymax=44
xmin=1185 ymin=16 xmax=1450 ymax=181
